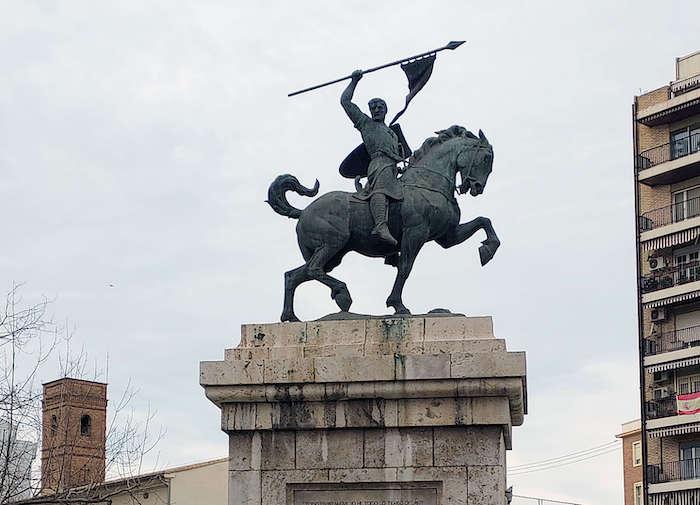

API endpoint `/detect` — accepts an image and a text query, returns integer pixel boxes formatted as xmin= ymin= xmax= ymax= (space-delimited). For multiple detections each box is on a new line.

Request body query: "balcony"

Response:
xmin=637 ymin=133 xmax=700 ymax=185
xmin=646 ymin=395 xmax=680 ymax=420
xmin=645 ymin=326 xmax=700 ymax=356
xmin=648 ymin=458 xmax=700 ymax=484
xmin=637 ymin=85 xmax=700 ymax=126
xmin=641 ymin=260 xmax=700 ymax=294
xmin=640 ymin=197 xmax=700 ymax=233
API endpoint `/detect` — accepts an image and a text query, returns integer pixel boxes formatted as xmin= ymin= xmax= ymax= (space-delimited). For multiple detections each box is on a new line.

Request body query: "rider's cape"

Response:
xmin=339 ymin=123 xmax=412 ymax=178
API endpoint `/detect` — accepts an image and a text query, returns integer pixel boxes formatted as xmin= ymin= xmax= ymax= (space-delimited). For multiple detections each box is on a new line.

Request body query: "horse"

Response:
xmin=267 ymin=125 xmax=500 ymax=322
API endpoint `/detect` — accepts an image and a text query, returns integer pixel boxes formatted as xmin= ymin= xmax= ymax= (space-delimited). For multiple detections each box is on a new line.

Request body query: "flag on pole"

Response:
xmin=389 ymin=54 xmax=436 ymax=126
xmin=677 ymin=391 xmax=700 ymax=415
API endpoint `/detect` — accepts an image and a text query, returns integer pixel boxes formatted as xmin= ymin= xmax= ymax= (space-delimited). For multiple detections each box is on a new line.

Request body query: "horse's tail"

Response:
xmin=266 ymin=174 xmax=320 ymax=219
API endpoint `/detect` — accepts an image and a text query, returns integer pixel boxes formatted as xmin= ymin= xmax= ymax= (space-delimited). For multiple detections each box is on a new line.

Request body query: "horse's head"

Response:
xmin=456 ymin=129 xmax=493 ymax=197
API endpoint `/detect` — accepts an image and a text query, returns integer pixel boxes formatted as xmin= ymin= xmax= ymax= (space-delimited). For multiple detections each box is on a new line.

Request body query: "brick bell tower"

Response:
xmin=41 ymin=378 xmax=107 ymax=492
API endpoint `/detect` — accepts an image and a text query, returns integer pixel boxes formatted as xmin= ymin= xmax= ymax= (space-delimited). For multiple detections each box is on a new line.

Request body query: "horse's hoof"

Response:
xmin=479 ymin=239 xmax=500 ymax=266
xmin=281 ymin=312 xmax=300 ymax=323
xmin=394 ymin=307 xmax=411 ymax=315
xmin=334 ymin=292 xmax=353 ymax=312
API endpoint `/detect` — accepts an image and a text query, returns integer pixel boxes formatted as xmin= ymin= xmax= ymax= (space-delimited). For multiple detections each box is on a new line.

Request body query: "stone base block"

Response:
xmin=201 ymin=315 xmax=526 ymax=505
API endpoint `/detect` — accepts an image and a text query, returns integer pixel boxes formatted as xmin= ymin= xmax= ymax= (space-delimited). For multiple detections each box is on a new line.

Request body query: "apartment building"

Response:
xmin=635 ymin=50 xmax=700 ymax=505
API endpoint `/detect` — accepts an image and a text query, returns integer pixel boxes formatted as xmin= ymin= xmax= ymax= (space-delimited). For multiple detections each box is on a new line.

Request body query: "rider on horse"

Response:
xmin=341 ymin=69 xmax=403 ymax=247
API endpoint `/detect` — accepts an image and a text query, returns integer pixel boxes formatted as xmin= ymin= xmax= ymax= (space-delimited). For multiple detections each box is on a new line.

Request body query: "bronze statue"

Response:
xmin=268 ymin=125 xmax=499 ymax=322
xmin=269 ymin=43 xmax=500 ymax=321
xmin=341 ymin=70 xmax=403 ymax=246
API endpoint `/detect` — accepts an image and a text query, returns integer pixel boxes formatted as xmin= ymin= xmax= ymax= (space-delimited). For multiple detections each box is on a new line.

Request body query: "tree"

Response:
xmin=0 ymin=284 xmax=162 ymax=504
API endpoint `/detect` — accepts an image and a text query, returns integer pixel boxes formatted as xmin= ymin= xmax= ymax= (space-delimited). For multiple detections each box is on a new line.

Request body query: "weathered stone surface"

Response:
xmin=467 ymin=465 xmax=506 ymax=505
xmin=241 ymin=321 xmax=308 ymax=347
xmin=200 ymin=360 xmax=264 ymax=385
xmin=396 ymin=354 xmax=450 ymax=380
xmin=260 ymin=469 xmax=329 ymax=505
xmin=397 ymin=398 xmax=472 ymax=427
xmin=314 ymin=355 xmax=395 ymax=382
xmin=229 ymin=470 xmax=261 ymax=505
xmin=434 ymin=426 xmax=504 ymax=466
xmin=472 ymin=397 xmax=511 ymax=425
xmin=263 ymin=357 xmax=314 ymax=383
xmin=295 ymin=429 xmax=364 ymax=469
xmin=260 ymin=431 xmax=295 ymax=470
xmin=425 ymin=315 xmax=493 ymax=340
xmin=306 ymin=319 xmax=366 ymax=346
xmin=450 ymin=351 xmax=526 ymax=378
xmin=202 ymin=315 xmax=526 ymax=505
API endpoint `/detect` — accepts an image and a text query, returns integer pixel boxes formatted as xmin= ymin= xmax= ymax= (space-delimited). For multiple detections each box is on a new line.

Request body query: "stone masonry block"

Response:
xmin=295 ymin=429 xmax=364 ymax=469
xmin=450 ymin=351 xmax=525 ymax=378
xmin=434 ymin=426 xmax=503 ymax=466
xmin=396 ymin=467 xmax=468 ymax=505
xmin=200 ymin=360 xmax=264 ymax=385
xmin=396 ymin=354 xmax=450 ymax=380
xmin=263 ymin=358 xmax=314 ymax=383
xmin=471 ymin=397 xmax=511 ymax=425
xmin=224 ymin=347 xmax=270 ymax=361
xmin=260 ymin=431 xmax=295 ymax=470
xmin=261 ymin=469 xmax=329 ymax=505
xmin=384 ymin=428 xmax=434 ymax=467
xmin=425 ymin=316 xmax=493 ymax=341
xmin=229 ymin=470 xmax=261 ymax=505
xmin=398 ymin=398 xmax=472 ymax=427
xmin=314 ymin=355 xmax=394 ymax=382
xmin=302 ymin=344 xmax=364 ymax=359
xmin=306 ymin=319 xmax=366 ymax=346
xmin=228 ymin=431 xmax=261 ymax=470
xmin=467 ymin=465 xmax=505 ymax=505
xmin=422 ymin=339 xmax=506 ymax=355
xmin=365 ymin=317 xmax=425 ymax=346
xmin=241 ymin=321 xmax=307 ymax=348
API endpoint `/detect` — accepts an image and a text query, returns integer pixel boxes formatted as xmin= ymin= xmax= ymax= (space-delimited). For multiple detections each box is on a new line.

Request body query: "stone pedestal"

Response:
xmin=200 ymin=315 xmax=526 ymax=505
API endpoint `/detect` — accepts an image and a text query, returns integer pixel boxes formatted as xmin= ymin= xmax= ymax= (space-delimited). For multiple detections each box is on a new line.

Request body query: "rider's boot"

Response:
xmin=370 ymin=194 xmax=398 ymax=247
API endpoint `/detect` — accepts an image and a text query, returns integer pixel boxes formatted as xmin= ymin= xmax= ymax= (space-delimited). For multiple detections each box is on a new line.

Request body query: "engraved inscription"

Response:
xmin=293 ymin=488 xmax=438 ymax=505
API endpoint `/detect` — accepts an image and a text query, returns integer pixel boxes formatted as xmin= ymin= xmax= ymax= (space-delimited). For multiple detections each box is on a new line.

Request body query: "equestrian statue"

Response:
xmin=269 ymin=43 xmax=500 ymax=322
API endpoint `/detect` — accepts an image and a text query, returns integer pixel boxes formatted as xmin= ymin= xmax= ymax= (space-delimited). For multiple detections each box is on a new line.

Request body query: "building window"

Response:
xmin=675 ymin=246 xmax=700 ymax=284
xmin=80 ymin=415 xmax=91 ymax=437
xmin=677 ymin=373 xmax=700 ymax=395
xmin=632 ymin=441 xmax=642 ymax=467
xmin=50 ymin=415 xmax=58 ymax=437
xmin=673 ymin=186 xmax=700 ymax=222
xmin=671 ymin=124 xmax=700 ymax=159
xmin=633 ymin=482 xmax=642 ymax=505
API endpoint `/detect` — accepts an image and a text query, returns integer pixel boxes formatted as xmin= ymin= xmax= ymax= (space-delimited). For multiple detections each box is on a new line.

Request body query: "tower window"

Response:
xmin=80 ymin=415 xmax=91 ymax=437
xmin=50 ymin=415 xmax=58 ymax=436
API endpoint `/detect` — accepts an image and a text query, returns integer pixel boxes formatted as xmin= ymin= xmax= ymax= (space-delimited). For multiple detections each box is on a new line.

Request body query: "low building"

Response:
xmin=20 ymin=377 xmax=228 ymax=505
xmin=617 ymin=419 xmax=643 ymax=505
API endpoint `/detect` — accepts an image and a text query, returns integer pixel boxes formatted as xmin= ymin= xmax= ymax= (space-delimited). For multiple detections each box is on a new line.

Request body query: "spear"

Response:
xmin=288 ymin=41 xmax=465 ymax=97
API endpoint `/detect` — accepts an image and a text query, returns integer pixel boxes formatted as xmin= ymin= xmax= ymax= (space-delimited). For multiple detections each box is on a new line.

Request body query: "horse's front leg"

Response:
xmin=386 ymin=227 xmax=428 ymax=314
xmin=436 ymin=216 xmax=500 ymax=266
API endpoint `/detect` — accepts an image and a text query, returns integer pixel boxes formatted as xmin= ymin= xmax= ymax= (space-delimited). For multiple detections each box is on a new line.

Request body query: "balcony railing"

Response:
xmin=645 ymin=325 xmax=700 ymax=356
xmin=637 ymin=132 xmax=700 ymax=172
xmin=646 ymin=395 xmax=679 ymax=420
xmin=672 ymin=74 xmax=700 ymax=97
xmin=641 ymin=260 xmax=700 ymax=293
xmin=648 ymin=457 xmax=700 ymax=484
xmin=639 ymin=197 xmax=700 ymax=232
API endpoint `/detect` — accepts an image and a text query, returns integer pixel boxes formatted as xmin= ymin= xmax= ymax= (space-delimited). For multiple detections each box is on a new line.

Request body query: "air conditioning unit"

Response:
xmin=649 ymin=256 xmax=667 ymax=270
xmin=654 ymin=387 xmax=672 ymax=400
xmin=651 ymin=308 xmax=668 ymax=322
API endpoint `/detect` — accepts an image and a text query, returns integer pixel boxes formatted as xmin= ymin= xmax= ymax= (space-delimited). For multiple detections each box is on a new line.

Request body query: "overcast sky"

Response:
xmin=2 ymin=1 xmax=699 ymax=503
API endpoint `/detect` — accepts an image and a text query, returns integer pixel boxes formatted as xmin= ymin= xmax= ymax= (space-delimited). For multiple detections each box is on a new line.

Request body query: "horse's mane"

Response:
xmin=409 ymin=125 xmax=478 ymax=164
